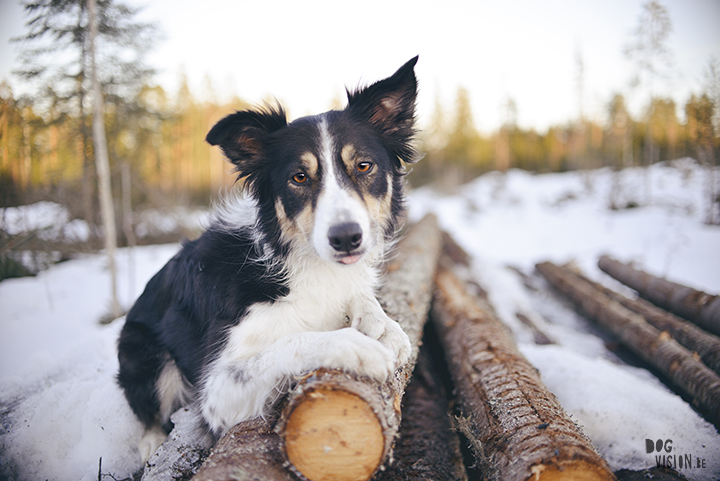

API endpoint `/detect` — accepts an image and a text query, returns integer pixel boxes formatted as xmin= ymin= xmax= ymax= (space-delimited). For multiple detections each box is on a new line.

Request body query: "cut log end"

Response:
xmin=283 ymin=387 xmax=385 ymax=481
xmin=529 ymin=460 xmax=617 ymax=481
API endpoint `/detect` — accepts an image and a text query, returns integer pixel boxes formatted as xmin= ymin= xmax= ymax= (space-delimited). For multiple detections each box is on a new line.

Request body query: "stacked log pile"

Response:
xmin=432 ymin=258 xmax=616 ymax=481
xmin=598 ymin=256 xmax=720 ymax=337
xmin=144 ymin=226 xmax=716 ymax=481
xmin=537 ymin=259 xmax=720 ymax=428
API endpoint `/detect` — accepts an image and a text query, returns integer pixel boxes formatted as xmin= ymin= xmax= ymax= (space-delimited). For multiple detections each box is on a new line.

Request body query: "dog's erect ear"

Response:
xmin=346 ymin=56 xmax=419 ymax=166
xmin=206 ymin=105 xmax=287 ymax=180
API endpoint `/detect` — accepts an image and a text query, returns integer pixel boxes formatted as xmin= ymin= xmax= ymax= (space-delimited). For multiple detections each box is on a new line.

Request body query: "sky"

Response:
xmin=1 ymin=0 xmax=720 ymax=133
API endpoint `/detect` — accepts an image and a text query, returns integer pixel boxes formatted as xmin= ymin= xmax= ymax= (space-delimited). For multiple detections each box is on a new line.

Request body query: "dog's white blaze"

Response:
xmin=311 ymin=118 xmax=372 ymax=262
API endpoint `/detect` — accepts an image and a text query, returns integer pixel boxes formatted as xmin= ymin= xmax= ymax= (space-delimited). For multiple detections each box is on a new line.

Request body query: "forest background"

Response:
xmin=1 ymin=0 xmax=719 ymax=260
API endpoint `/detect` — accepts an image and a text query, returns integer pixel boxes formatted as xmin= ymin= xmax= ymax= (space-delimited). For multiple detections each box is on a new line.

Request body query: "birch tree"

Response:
xmin=624 ymin=0 xmax=674 ymax=203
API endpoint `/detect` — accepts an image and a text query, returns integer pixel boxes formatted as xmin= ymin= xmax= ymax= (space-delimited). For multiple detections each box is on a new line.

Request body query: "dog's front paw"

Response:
xmin=322 ymin=328 xmax=395 ymax=380
xmin=352 ymin=312 xmax=411 ymax=368
xmin=378 ymin=318 xmax=411 ymax=367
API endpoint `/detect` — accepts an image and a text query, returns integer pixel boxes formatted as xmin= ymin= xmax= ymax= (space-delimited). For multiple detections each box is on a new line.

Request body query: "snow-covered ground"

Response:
xmin=1 ymin=160 xmax=719 ymax=481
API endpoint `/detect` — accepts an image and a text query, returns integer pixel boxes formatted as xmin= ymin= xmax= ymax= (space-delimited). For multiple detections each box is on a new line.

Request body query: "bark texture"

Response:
xmin=580 ymin=272 xmax=720 ymax=376
xmin=142 ymin=408 xmax=210 ymax=481
xmin=598 ymin=255 xmax=720 ymax=337
xmin=193 ymin=414 xmax=295 ymax=481
xmin=277 ymin=214 xmax=442 ymax=481
xmin=374 ymin=338 xmax=468 ymax=481
xmin=537 ymin=261 xmax=720 ymax=426
xmin=433 ymin=259 xmax=615 ymax=481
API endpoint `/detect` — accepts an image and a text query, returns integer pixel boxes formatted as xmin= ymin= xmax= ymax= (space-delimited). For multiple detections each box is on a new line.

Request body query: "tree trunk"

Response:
xmin=193 ymin=214 xmax=442 ymax=481
xmin=88 ymin=0 xmax=121 ymax=318
xmin=433 ymin=258 xmax=616 ymax=481
xmin=578 ymin=271 xmax=720 ymax=377
xmin=537 ymin=261 xmax=720 ymax=427
xmin=598 ymin=255 xmax=720 ymax=337
xmin=374 ymin=335 xmax=468 ymax=481
xmin=194 ymin=338 xmax=468 ymax=481
xmin=192 ymin=413 xmax=295 ymax=481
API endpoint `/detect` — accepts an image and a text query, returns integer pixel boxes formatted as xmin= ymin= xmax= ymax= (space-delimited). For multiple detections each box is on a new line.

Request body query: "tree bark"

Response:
xmin=578 ymin=271 xmax=720 ymax=377
xmin=537 ymin=261 xmax=720 ymax=427
xmin=196 ymin=331 xmax=467 ymax=481
xmin=192 ymin=413 xmax=295 ymax=481
xmin=433 ymin=258 xmax=616 ymax=481
xmin=193 ymin=214 xmax=442 ymax=481
xmin=276 ymin=214 xmax=442 ymax=481
xmin=88 ymin=0 xmax=121 ymax=318
xmin=374 ymin=336 xmax=468 ymax=481
xmin=598 ymin=255 xmax=720 ymax=337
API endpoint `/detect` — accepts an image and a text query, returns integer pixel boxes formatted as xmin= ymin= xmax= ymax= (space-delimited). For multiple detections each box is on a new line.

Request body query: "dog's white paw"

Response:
xmin=322 ymin=328 xmax=395 ymax=380
xmin=138 ymin=425 xmax=167 ymax=463
xmin=378 ymin=318 xmax=412 ymax=367
xmin=352 ymin=312 xmax=411 ymax=367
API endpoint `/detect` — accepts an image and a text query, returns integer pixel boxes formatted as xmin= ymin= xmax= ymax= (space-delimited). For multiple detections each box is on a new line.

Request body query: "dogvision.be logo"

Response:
xmin=646 ymin=438 xmax=708 ymax=470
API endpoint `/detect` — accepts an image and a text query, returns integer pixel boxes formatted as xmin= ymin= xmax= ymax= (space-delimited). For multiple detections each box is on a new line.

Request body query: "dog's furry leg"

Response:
xmin=138 ymin=425 xmax=167 ymax=463
xmin=200 ymin=327 xmax=395 ymax=437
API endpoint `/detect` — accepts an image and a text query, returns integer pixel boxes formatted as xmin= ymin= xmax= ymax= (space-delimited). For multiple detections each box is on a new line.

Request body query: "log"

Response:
xmin=577 ymin=271 xmax=720 ymax=377
xmin=598 ymin=255 xmax=720 ymax=337
xmin=537 ymin=261 xmax=720 ymax=426
xmin=373 ymin=333 xmax=468 ymax=481
xmin=192 ymin=413 xmax=296 ymax=481
xmin=142 ymin=407 xmax=210 ymax=481
xmin=277 ymin=214 xmax=442 ymax=481
xmin=432 ymin=258 xmax=616 ymax=481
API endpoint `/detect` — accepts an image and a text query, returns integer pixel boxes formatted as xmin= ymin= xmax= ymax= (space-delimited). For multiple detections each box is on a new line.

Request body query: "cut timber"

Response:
xmin=375 ymin=336 xmax=468 ymax=481
xmin=193 ymin=415 xmax=295 ymax=481
xmin=432 ymin=258 xmax=616 ymax=481
xmin=598 ymin=255 xmax=720 ymax=337
xmin=278 ymin=214 xmax=442 ymax=481
xmin=579 ymin=272 xmax=720 ymax=377
xmin=537 ymin=261 xmax=720 ymax=426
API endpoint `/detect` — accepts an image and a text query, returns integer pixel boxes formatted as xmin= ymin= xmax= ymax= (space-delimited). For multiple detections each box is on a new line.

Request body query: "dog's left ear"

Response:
xmin=346 ymin=56 xmax=419 ymax=166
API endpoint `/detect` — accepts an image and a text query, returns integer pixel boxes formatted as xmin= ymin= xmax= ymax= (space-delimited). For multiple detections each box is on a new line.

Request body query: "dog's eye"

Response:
xmin=356 ymin=162 xmax=373 ymax=173
xmin=292 ymin=172 xmax=308 ymax=184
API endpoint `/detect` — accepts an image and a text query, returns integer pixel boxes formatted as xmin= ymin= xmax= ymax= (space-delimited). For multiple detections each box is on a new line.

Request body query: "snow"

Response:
xmin=408 ymin=160 xmax=720 ymax=479
xmin=1 ymin=201 xmax=91 ymax=244
xmin=2 ymin=160 xmax=720 ymax=480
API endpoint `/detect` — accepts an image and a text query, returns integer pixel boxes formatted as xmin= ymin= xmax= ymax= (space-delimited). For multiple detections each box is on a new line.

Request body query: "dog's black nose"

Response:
xmin=328 ymin=223 xmax=363 ymax=252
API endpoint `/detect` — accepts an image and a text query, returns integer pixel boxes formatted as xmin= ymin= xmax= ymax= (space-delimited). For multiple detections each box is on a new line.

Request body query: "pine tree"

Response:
xmin=12 ymin=0 xmax=157 ymax=223
xmin=13 ymin=0 xmax=158 ymax=317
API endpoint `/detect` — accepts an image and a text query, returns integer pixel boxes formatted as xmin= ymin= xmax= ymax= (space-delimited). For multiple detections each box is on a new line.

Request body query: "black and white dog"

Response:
xmin=117 ymin=57 xmax=419 ymax=459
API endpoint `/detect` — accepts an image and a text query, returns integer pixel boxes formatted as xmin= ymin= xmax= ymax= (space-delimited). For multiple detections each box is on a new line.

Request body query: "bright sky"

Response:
xmin=1 ymin=0 xmax=719 ymax=133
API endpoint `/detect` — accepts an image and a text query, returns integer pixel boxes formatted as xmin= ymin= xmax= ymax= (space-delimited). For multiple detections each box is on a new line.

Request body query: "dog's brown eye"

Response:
xmin=292 ymin=172 xmax=308 ymax=184
xmin=357 ymin=162 xmax=373 ymax=173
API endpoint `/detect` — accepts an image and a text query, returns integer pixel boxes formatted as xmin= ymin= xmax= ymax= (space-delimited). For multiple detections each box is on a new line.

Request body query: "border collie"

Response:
xmin=117 ymin=57 xmax=420 ymax=459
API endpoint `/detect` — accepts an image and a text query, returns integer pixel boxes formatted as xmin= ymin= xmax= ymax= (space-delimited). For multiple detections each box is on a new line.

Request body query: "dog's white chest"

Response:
xmin=223 ymin=258 xmax=376 ymax=361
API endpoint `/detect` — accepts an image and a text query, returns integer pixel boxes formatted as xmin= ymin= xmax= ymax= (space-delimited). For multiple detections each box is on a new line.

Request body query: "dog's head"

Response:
xmin=206 ymin=57 xmax=419 ymax=265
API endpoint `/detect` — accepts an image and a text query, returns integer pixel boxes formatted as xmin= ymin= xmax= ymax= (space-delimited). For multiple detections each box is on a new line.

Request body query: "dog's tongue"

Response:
xmin=340 ymin=255 xmax=361 ymax=265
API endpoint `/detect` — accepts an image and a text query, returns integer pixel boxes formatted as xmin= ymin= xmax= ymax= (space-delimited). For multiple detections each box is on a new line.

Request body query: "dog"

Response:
xmin=117 ymin=56 xmax=419 ymax=460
